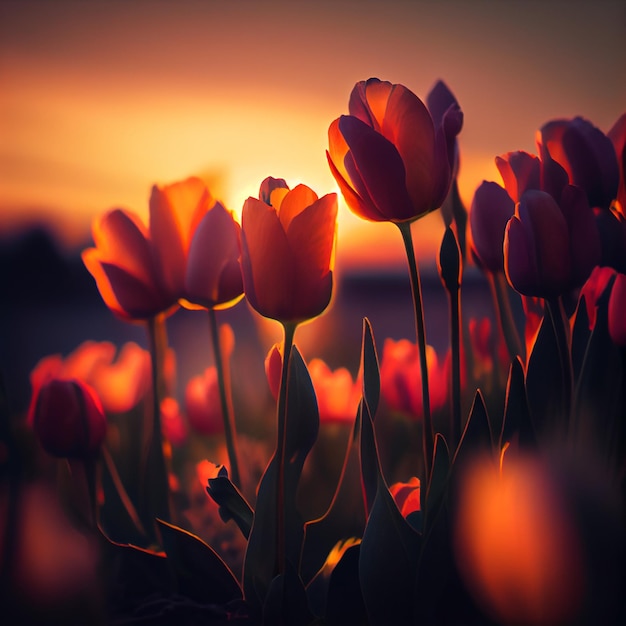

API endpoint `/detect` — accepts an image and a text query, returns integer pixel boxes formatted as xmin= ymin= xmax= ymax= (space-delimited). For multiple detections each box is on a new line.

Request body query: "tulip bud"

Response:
xmin=30 ymin=379 xmax=106 ymax=458
xmin=438 ymin=226 xmax=461 ymax=292
xmin=504 ymin=190 xmax=571 ymax=298
xmin=469 ymin=181 xmax=515 ymax=273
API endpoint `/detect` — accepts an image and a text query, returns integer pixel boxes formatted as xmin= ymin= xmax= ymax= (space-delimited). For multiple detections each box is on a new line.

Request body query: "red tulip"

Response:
xmin=504 ymin=190 xmax=571 ymax=298
xmin=389 ymin=477 xmax=421 ymax=517
xmin=30 ymin=378 xmax=107 ymax=458
xmin=241 ymin=180 xmax=337 ymax=324
xmin=469 ymin=181 xmax=515 ymax=273
xmin=538 ymin=117 xmax=619 ymax=210
xmin=82 ymin=209 xmax=176 ymax=321
xmin=495 ymin=151 xmax=541 ymax=204
xmin=184 ymin=201 xmax=244 ymax=309
xmin=327 ymin=78 xmax=462 ymax=223
xmin=608 ymin=272 xmax=626 ymax=346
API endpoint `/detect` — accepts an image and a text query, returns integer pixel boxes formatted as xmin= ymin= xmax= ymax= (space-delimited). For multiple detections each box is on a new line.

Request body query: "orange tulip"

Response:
xmin=241 ymin=180 xmax=337 ymax=324
xmin=29 ymin=340 xmax=152 ymax=415
xmin=82 ymin=209 xmax=176 ymax=321
xmin=327 ymin=78 xmax=462 ymax=223
xmin=184 ymin=367 xmax=224 ymax=436
xmin=30 ymin=378 xmax=107 ymax=458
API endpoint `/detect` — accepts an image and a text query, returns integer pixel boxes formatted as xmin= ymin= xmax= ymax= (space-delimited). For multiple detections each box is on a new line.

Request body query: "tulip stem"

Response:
xmin=490 ymin=272 xmax=525 ymax=363
xmin=276 ymin=321 xmax=296 ymax=576
xmin=398 ymin=221 xmax=433 ymax=483
xmin=145 ymin=314 xmax=172 ymax=531
xmin=207 ymin=308 xmax=241 ymax=490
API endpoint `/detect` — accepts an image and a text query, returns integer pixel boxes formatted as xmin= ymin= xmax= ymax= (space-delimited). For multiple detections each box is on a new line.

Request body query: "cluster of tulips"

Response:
xmin=6 ymin=77 xmax=626 ymax=625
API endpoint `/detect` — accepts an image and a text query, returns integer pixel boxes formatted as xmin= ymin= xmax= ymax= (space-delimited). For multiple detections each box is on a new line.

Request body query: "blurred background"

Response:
xmin=1 ymin=0 xmax=625 ymax=417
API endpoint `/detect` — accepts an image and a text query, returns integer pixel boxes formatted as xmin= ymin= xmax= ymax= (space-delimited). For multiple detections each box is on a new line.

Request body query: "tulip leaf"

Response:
xmin=571 ymin=294 xmax=591 ymax=382
xmin=525 ymin=312 xmax=566 ymax=439
xmin=263 ymin=562 xmax=314 ymax=626
xmin=572 ymin=291 xmax=623 ymax=462
xmin=99 ymin=446 xmax=148 ymax=546
xmin=500 ymin=356 xmax=535 ymax=451
xmin=156 ymin=519 xmax=242 ymax=604
xmin=206 ymin=470 xmax=254 ymax=539
xmin=423 ymin=433 xmax=450 ymax=532
xmin=361 ymin=317 xmax=380 ymax=417
xmin=359 ymin=400 xmax=421 ymax=626
xmin=243 ymin=345 xmax=319 ymax=612
xmin=301 ymin=405 xmax=365 ymax=584
xmin=452 ymin=389 xmax=493 ymax=472
xmin=324 ymin=544 xmax=367 ymax=626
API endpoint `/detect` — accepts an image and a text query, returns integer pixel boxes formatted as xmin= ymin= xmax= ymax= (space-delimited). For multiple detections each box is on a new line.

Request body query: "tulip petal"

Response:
xmin=241 ymin=197 xmax=296 ymax=321
xmin=469 ymin=181 xmax=515 ymax=273
xmin=381 ymin=85 xmax=438 ymax=215
xmin=185 ymin=203 xmax=243 ymax=308
xmin=278 ymin=184 xmax=318 ymax=231
xmin=496 ymin=152 xmax=541 ymax=203
xmin=504 ymin=216 xmax=539 ymax=298
xmin=340 ymin=115 xmax=415 ymax=222
xmin=286 ymin=193 xmax=337 ymax=319
xmin=348 ymin=78 xmax=393 ymax=132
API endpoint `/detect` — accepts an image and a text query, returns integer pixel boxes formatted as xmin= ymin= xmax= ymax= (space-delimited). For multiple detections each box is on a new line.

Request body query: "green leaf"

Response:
xmin=571 ymin=293 xmax=591 ymax=382
xmin=452 ymin=389 xmax=493 ymax=471
xmin=526 ymin=312 xmax=566 ymax=439
xmin=156 ymin=519 xmax=242 ymax=604
xmin=300 ymin=405 xmax=365 ymax=584
xmin=206 ymin=469 xmax=254 ymax=539
xmin=423 ymin=433 xmax=450 ymax=533
xmin=361 ymin=318 xmax=380 ymax=417
xmin=358 ymin=400 xmax=421 ymax=626
xmin=263 ymin=562 xmax=315 ymax=626
xmin=324 ymin=544 xmax=367 ymax=626
xmin=499 ymin=356 xmax=535 ymax=451
xmin=99 ymin=446 xmax=148 ymax=546
xmin=243 ymin=345 xmax=319 ymax=611
xmin=572 ymin=290 xmax=623 ymax=463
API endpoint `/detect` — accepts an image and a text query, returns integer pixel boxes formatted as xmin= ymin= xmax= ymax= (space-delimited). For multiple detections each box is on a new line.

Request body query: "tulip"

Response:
xmin=30 ymin=378 xmax=107 ymax=458
xmin=327 ymin=78 xmax=462 ymax=223
xmin=389 ymin=477 xmax=421 ymax=517
xmin=241 ymin=180 xmax=337 ymax=324
xmin=608 ymin=272 xmax=626 ymax=346
xmin=185 ymin=367 xmax=224 ymax=436
xmin=495 ymin=151 xmax=541 ymax=204
xmin=82 ymin=209 xmax=176 ymax=321
xmin=504 ymin=190 xmax=572 ymax=298
xmin=149 ymin=176 xmax=213 ymax=302
xmin=538 ymin=116 xmax=619 ymax=210
xmin=29 ymin=340 xmax=153 ymax=415
xmin=469 ymin=181 xmax=515 ymax=273
xmin=608 ymin=112 xmax=626 ymax=217
xmin=184 ymin=201 xmax=244 ymax=310
xmin=380 ymin=338 xmax=448 ymax=420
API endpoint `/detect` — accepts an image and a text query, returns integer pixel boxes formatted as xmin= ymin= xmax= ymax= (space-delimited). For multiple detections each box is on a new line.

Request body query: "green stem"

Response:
xmin=207 ymin=308 xmax=241 ymax=489
xmin=490 ymin=271 xmax=524 ymax=363
xmin=145 ymin=314 xmax=172 ymax=528
xmin=397 ymin=222 xmax=433 ymax=483
xmin=546 ymin=297 xmax=572 ymax=427
xmin=276 ymin=322 xmax=296 ymax=576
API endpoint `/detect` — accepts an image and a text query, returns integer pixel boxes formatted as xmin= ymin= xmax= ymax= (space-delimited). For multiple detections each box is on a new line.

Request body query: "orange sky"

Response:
xmin=1 ymin=0 xmax=624 ymax=272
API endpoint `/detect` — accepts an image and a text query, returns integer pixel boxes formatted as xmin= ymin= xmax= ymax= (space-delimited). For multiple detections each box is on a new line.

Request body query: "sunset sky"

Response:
xmin=1 ymin=0 xmax=624 ymax=272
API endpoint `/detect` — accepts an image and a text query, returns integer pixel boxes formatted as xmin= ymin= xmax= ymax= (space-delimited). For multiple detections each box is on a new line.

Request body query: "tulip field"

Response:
xmin=2 ymin=78 xmax=626 ymax=625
